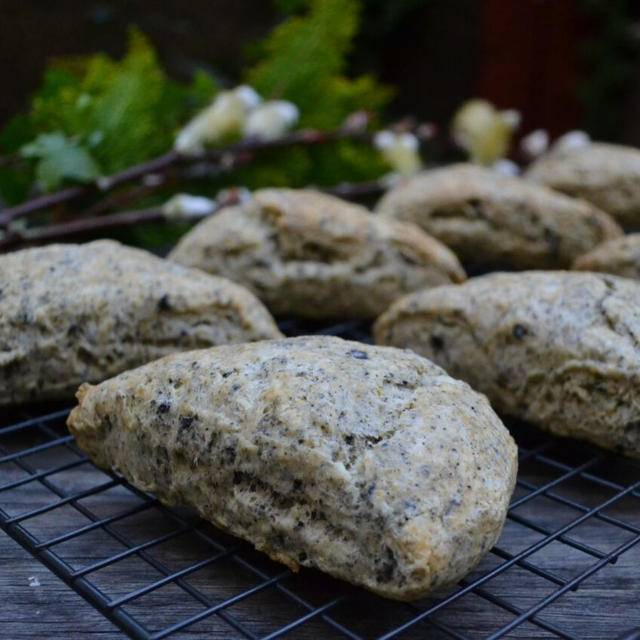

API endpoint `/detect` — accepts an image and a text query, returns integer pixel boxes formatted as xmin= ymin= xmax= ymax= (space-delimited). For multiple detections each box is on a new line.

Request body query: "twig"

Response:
xmin=0 ymin=127 xmax=376 ymax=227
xmin=0 ymin=115 xmax=440 ymax=227
xmin=0 ymin=151 xmax=180 ymax=227
xmin=0 ymin=175 xmax=394 ymax=252
xmin=83 ymin=179 xmax=171 ymax=217
xmin=0 ymin=208 xmax=164 ymax=250
xmin=321 ymin=179 xmax=388 ymax=201
xmin=83 ymin=151 xmax=257 ymax=218
xmin=0 ymin=189 xmax=245 ymax=251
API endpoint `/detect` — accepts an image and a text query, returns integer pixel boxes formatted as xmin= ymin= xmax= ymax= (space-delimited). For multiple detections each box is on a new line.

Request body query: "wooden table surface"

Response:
xmin=1 ymin=412 xmax=640 ymax=640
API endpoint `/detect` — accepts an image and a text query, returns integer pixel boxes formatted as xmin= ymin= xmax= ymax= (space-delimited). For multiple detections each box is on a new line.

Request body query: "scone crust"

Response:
xmin=67 ymin=336 xmax=517 ymax=600
xmin=375 ymin=164 xmax=622 ymax=269
xmin=169 ymin=188 xmax=466 ymax=320
xmin=0 ymin=240 xmax=281 ymax=405
xmin=525 ymin=143 xmax=640 ymax=226
xmin=375 ymin=271 xmax=640 ymax=457
xmin=573 ymin=233 xmax=640 ymax=279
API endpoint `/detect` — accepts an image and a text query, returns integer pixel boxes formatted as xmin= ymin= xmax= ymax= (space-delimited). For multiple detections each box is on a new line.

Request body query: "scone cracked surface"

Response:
xmin=375 ymin=271 xmax=640 ymax=458
xmin=375 ymin=164 xmax=622 ymax=270
xmin=525 ymin=143 xmax=640 ymax=227
xmin=0 ymin=240 xmax=281 ymax=405
xmin=67 ymin=336 xmax=517 ymax=600
xmin=168 ymin=188 xmax=465 ymax=320
xmin=573 ymin=233 xmax=640 ymax=280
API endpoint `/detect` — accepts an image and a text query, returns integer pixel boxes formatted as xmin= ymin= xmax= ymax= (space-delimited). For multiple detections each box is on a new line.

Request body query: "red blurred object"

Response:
xmin=477 ymin=0 xmax=592 ymax=137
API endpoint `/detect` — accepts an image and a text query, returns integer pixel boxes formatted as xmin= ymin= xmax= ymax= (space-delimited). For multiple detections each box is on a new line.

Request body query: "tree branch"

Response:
xmin=321 ymin=179 xmax=388 ymax=200
xmin=0 ymin=127 xmax=377 ymax=227
xmin=0 ymin=188 xmax=246 ymax=251
xmin=0 ymin=151 xmax=180 ymax=227
xmin=0 ymin=176 xmax=393 ymax=252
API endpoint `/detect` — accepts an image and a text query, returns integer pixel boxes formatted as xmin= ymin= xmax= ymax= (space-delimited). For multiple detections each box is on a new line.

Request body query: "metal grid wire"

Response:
xmin=1 ymin=319 xmax=640 ymax=639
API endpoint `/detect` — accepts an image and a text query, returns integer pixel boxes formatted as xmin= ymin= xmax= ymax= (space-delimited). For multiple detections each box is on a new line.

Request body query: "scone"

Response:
xmin=168 ymin=188 xmax=466 ymax=320
xmin=375 ymin=164 xmax=622 ymax=270
xmin=0 ymin=240 xmax=281 ymax=405
xmin=375 ymin=271 xmax=640 ymax=458
xmin=525 ymin=143 xmax=640 ymax=227
xmin=573 ymin=234 xmax=640 ymax=279
xmin=67 ymin=336 xmax=517 ymax=600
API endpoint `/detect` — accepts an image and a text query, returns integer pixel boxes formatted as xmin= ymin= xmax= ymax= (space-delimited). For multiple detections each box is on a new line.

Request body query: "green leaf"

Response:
xmin=21 ymin=132 xmax=101 ymax=192
xmin=186 ymin=69 xmax=220 ymax=110
xmin=245 ymin=0 xmax=393 ymax=186
xmin=247 ymin=0 xmax=392 ymax=129
xmin=4 ymin=27 xmax=217 ymax=180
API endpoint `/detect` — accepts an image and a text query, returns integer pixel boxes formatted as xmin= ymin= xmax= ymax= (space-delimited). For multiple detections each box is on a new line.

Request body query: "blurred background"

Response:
xmin=1 ymin=0 xmax=639 ymax=143
xmin=1 ymin=0 xmax=640 ymax=248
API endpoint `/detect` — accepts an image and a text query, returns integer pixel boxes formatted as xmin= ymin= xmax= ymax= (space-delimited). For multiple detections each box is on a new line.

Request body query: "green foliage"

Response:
xmin=21 ymin=132 xmax=101 ymax=191
xmin=0 ymin=28 xmax=219 ymax=197
xmin=580 ymin=0 xmax=638 ymax=141
xmin=0 ymin=114 xmax=37 ymax=204
xmin=242 ymin=0 xmax=392 ymax=188
xmin=248 ymin=0 xmax=392 ymax=129
xmin=1 ymin=2 xmax=395 ymax=244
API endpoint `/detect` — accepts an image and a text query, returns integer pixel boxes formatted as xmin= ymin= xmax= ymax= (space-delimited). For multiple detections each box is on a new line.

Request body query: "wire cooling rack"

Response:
xmin=1 ymin=319 xmax=640 ymax=640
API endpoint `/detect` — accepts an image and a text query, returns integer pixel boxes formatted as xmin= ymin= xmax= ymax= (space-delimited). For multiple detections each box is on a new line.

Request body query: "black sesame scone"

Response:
xmin=375 ymin=164 xmax=622 ymax=270
xmin=374 ymin=271 xmax=640 ymax=458
xmin=168 ymin=188 xmax=466 ymax=320
xmin=0 ymin=240 xmax=282 ymax=405
xmin=67 ymin=336 xmax=517 ymax=600
xmin=573 ymin=233 xmax=640 ymax=280
xmin=525 ymin=143 xmax=640 ymax=227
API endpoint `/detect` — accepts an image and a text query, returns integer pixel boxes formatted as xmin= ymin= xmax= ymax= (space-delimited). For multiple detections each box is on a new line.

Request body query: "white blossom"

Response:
xmin=520 ymin=129 xmax=549 ymax=159
xmin=233 ymin=85 xmax=262 ymax=111
xmin=492 ymin=158 xmax=521 ymax=176
xmin=174 ymin=85 xmax=264 ymax=154
xmin=162 ymin=194 xmax=218 ymax=220
xmin=500 ymin=109 xmax=521 ymax=130
xmin=243 ymin=100 xmax=299 ymax=140
xmin=374 ymin=131 xmax=422 ymax=176
xmin=452 ymin=99 xmax=520 ymax=165
xmin=553 ymin=130 xmax=591 ymax=152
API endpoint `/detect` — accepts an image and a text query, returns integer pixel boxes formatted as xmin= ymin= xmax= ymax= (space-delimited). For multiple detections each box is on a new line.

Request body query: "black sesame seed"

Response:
xmin=376 ymin=562 xmax=395 ymax=584
xmin=222 ymin=446 xmax=236 ymax=464
xmin=157 ymin=294 xmax=171 ymax=311
xmin=512 ymin=324 xmax=527 ymax=339
xmin=157 ymin=402 xmax=171 ymax=414
xmin=347 ymin=349 xmax=369 ymax=360
xmin=180 ymin=415 xmax=194 ymax=430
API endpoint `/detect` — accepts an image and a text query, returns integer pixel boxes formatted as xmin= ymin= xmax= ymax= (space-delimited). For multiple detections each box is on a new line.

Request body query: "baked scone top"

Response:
xmin=375 ymin=271 xmax=640 ymax=457
xmin=68 ymin=335 xmax=517 ymax=600
xmin=573 ymin=233 xmax=640 ymax=280
xmin=525 ymin=143 xmax=640 ymax=226
xmin=169 ymin=188 xmax=466 ymax=319
xmin=0 ymin=239 xmax=280 ymax=338
xmin=375 ymin=163 xmax=622 ymax=269
xmin=0 ymin=240 xmax=281 ymax=404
